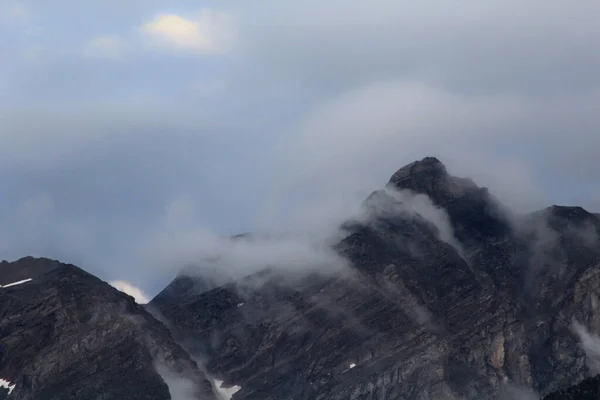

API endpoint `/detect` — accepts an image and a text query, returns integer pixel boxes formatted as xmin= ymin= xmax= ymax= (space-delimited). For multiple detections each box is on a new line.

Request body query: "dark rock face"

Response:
xmin=0 ymin=257 xmax=217 ymax=400
xmin=150 ymin=157 xmax=600 ymax=399
xmin=544 ymin=374 xmax=600 ymax=399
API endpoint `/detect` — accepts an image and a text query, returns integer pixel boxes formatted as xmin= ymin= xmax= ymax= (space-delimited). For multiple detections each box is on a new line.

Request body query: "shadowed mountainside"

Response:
xmin=0 ymin=257 xmax=217 ymax=400
xmin=151 ymin=157 xmax=600 ymax=399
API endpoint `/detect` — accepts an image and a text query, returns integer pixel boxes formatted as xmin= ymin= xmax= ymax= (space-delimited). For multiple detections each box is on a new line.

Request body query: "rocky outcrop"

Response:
xmin=150 ymin=157 xmax=600 ymax=399
xmin=0 ymin=257 xmax=217 ymax=400
xmin=544 ymin=374 xmax=600 ymax=399
xmin=3 ymin=157 xmax=599 ymax=399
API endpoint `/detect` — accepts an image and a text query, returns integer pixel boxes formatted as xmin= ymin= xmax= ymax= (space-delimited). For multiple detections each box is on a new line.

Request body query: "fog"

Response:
xmin=0 ymin=0 xmax=599 ymax=295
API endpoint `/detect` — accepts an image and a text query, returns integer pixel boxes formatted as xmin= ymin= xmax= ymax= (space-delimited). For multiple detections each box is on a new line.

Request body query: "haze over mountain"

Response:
xmin=1 ymin=0 xmax=600 ymax=300
xmin=3 ymin=157 xmax=600 ymax=398
xmin=2 ymin=0 xmax=600 ymax=399
xmin=146 ymin=157 xmax=600 ymax=399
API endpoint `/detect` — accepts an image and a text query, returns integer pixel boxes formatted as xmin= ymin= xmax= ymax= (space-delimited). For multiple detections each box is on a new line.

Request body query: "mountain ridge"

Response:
xmin=2 ymin=156 xmax=600 ymax=399
xmin=149 ymin=157 xmax=600 ymax=399
xmin=0 ymin=257 xmax=218 ymax=400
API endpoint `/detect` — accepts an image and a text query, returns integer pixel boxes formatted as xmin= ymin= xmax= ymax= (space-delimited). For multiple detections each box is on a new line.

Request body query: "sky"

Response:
xmin=1 ymin=0 xmax=599 ymax=300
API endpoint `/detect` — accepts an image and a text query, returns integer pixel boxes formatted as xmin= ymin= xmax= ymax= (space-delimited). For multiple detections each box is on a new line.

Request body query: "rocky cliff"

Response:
xmin=0 ymin=257 xmax=217 ymax=400
xmin=150 ymin=157 xmax=600 ymax=399
xmin=3 ymin=157 xmax=600 ymax=399
xmin=544 ymin=374 xmax=600 ymax=399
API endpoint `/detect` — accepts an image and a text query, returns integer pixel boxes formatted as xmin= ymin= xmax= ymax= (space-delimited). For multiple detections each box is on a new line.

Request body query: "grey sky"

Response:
xmin=1 ymin=0 xmax=599 ymax=298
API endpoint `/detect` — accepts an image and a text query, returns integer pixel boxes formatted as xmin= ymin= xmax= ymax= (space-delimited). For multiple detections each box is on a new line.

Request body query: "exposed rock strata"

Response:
xmin=0 ymin=257 xmax=217 ymax=400
xmin=151 ymin=157 xmax=600 ymax=399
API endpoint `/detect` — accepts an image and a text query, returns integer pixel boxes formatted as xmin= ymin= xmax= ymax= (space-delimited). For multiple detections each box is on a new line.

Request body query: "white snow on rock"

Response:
xmin=213 ymin=379 xmax=242 ymax=400
xmin=0 ymin=278 xmax=32 ymax=288
xmin=0 ymin=378 xmax=15 ymax=394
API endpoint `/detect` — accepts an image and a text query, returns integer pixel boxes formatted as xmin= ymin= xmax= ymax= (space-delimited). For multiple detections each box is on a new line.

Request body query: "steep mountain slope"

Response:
xmin=150 ymin=157 xmax=600 ymax=399
xmin=544 ymin=374 xmax=600 ymax=399
xmin=0 ymin=257 xmax=217 ymax=400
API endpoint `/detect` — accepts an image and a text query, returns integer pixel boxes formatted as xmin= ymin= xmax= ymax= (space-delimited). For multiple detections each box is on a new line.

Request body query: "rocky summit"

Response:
xmin=151 ymin=157 xmax=600 ymax=399
xmin=0 ymin=257 xmax=217 ymax=400
xmin=2 ymin=157 xmax=600 ymax=399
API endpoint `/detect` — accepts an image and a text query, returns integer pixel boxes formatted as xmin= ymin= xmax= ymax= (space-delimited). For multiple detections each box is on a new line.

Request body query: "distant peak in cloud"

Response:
xmin=387 ymin=155 xmax=480 ymax=204
xmin=110 ymin=280 xmax=149 ymax=304
xmin=139 ymin=9 xmax=236 ymax=54
xmin=389 ymin=156 xmax=448 ymax=184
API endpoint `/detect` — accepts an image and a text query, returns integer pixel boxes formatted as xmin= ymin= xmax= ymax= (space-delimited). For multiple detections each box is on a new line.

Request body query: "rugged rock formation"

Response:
xmin=150 ymin=157 xmax=600 ymax=399
xmin=3 ymin=156 xmax=600 ymax=399
xmin=0 ymin=257 xmax=217 ymax=400
xmin=544 ymin=374 xmax=600 ymax=399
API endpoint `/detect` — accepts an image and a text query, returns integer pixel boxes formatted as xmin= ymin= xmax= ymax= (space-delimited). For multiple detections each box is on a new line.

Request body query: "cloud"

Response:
xmin=134 ymin=185 xmax=461 ymax=293
xmin=572 ymin=320 xmax=600 ymax=375
xmin=110 ymin=280 xmax=150 ymax=304
xmin=367 ymin=187 xmax=466 ymax=257
xmin=82 ymin=34 xmax=126 ymax=59
xmin=154 ymin=363 xmax=197 ymax=400
xmin=212 ymin=379 xmax=241 ymax=400
xmin=237 ymin=0 xmax=600 ymax=95
xmin=0 ymin=104 xmax=214 ymax=167
xmin=1 ymin=0 xmax=599 ymax=298
xmin=139 ymin=10 xmax=236 ymax=54
xmin=135 ymin=196 xmax=349 ymax=289
xmin=270 ymin=80 xmax=560 ymax=216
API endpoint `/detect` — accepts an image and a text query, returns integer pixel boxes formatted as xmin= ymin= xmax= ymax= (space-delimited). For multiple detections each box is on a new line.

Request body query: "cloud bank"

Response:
xmin=572 ymin=320 xmax=600 ymax=375
xmin=110 ymin=280 xmax=150 ymax=304
xmin=0 ymin=0 xmax=599 ymax=296
xmin=140 ymin=10 xmax=236 ymax=54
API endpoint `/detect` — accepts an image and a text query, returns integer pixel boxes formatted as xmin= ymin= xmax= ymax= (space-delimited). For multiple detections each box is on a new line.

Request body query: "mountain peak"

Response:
xmin=387 ymin=156 xmax=479 ymax=205
xmin=388 ymin=157 xmax=448 ymax=186
xmin=538 ymin=205 xmax=600 ymax=231
xmin=0 ymin=256 xmax=63 ymax=286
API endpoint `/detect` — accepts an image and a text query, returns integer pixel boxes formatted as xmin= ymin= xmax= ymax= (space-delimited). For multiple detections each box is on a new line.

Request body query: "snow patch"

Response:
xmin=213 ymin=379 xmax=242 ymax=400
xmin=0 ymin=278 xmax=32 ymax=288
xmin=349 ymin=363 xmax=356 ymax=369
xmin=0 ymin=378 xmax=15 ymax=394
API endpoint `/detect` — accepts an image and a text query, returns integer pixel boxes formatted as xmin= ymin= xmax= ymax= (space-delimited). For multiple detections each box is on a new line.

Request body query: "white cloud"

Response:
xmin=272 ymin=80 xmax=600 ymax=216
xmin=139 ymin=9 xmax=236 ymax=54
xmin=82 ymin=34 xmax=126 ymax=59
xmin=212 ymin=379 xmax=242 ymax=400
xmin=110 ymin=280 xmax=150 ymax=304
xmin=154 ymin=363 xmax=197 ymax=400
xmin=2 ymin=0 xmax=600 ymax=299
xmin=134 ymin=196 xmax=349 ymax=287
xmin=382 ymin=188 xmax=465 ymax=257
xmin=573 ymin=319 xmax=600 ymax=375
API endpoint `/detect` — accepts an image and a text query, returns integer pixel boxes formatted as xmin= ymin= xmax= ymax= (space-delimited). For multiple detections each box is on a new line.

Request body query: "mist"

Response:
xmin=1 ymin=0 xmax=599 ymax=295
xmin=155 ymin=363 xmax=200 ymax=400
xmin=211 ymin=379 xmax=241 ymax=400
xmin=572 ymin=320 xmax=600 ymax=375
xmin=363 ymin=187 xmax=466 ymax=257
xmin=2 ymin=1 xmax=600 ymax=399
